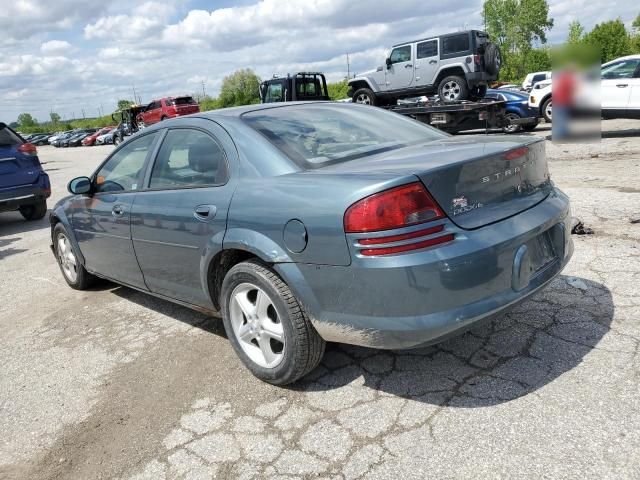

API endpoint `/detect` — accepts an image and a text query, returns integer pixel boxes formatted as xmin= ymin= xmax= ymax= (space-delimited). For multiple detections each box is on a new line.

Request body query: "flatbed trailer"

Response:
xmin=385 ymin=98 xmax=538 ymax=134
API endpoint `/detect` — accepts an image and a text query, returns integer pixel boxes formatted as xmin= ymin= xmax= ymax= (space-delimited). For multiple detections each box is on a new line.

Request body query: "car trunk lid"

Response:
xmin=317 ymin=135 xmax=552 ymax=230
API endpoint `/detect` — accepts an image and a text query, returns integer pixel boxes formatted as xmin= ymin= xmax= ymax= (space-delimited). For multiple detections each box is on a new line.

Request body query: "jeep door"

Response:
xmin=386 ymin=44 xmax=414 ymax=89
xmin=413 ymin=39 xmax=439 ymax=88
xmin=130 ymin=121 xmax=237 ymax=308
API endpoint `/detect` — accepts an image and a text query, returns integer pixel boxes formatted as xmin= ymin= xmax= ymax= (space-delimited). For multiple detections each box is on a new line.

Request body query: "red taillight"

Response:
xmin=344 ymin=182 xmax=444 ymax=233
xmin=473 ymin=54 xmax=482 ymax=65
xmin=18 ymin=143 xmax=37 ymax=156
xmin=504 ymin=146 xmax=528 ymax=160
xmin=360 ymin=234 xmax=455 ymax=256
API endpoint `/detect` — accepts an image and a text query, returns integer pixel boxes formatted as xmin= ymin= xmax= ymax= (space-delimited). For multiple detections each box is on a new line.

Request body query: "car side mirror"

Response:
xmin=385 ymin=58 xmax=392 ymax=68
xmin=68 ymin=176 xmax=92 ymax=195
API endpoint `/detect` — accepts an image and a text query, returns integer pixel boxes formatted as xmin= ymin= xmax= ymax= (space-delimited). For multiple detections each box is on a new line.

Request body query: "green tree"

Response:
xmin=327 ymin=79 xmax=350 ymax=100
xmin=567 ymin=21 xmax=584 ymax=44
xmin=631 ymin=14 xmax=640 ymax=53
xmin=117 ymin=99 xmax=134 ymax=110
xmin=199 ymin=96 xmax=221 ymax=112
xmin=482 ymin=0 xmax=554 ymax=80
xmin=17 ymin=113 xmax=37 ymax=127
xmin=584 ymin=19 xmax=632 ymax=62
xmin=218 ymin=69 xmax=261 ymax=108
xmin=50 ymin=112 xmax=61 ymax=124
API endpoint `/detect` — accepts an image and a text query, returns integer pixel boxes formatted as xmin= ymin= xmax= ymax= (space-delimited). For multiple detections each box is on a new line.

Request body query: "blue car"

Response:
xmin=486 ymin=89 xmax=540 ymax=133
xmin=51 ymin=103 xmax=572 ymax=385
xmin=0 ymin=123 xmax=51 ymax=221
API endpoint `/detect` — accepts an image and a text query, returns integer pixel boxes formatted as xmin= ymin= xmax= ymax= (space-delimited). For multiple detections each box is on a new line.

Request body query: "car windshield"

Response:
xmin=242 ymin=104 xmax=447 ymax=168
xmin=0 ymin=124 xmax=22 ymax=146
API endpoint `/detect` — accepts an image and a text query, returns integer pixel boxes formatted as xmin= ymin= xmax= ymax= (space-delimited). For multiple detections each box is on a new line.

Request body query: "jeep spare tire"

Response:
xmin=438 ymin=75 xmax=468 ymax=102
xmin=484 ymin=43 xmax=501 ymax=75
xmin=352 ymin=88 xmax=377 ymax=106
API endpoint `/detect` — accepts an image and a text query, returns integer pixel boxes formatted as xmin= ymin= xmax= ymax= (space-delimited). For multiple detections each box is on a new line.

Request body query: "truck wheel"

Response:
xmin=484 ymin=43 xmax=501 ymax=75
xmin=542 ymin=98 xmax=553 ymax=123
xmin=353 ymin=88 xmax=377 ymax=106
xmin=438 ymin=76 xmax=468 ymax=102
xmin=19 ymin=200 xmax=47 ymax=221
xmin=221 ymin=259 xmax=325 ymax=385
xmin=53 ymin=223 xmax=96 ymax=290
xmin=503 ymin=112 xmax=522 ymax=133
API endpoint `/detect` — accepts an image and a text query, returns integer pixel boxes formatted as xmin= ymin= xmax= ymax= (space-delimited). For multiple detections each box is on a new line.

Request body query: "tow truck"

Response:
xmin=260 ymin=72 xmax=536 ymax=134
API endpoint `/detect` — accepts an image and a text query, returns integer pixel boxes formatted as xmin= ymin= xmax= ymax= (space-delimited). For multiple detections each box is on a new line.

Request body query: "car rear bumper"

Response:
xmin=0 ymin=174 xmax=51 ymax=211
xmin=277 ymin=188 xmax=572 ymax=349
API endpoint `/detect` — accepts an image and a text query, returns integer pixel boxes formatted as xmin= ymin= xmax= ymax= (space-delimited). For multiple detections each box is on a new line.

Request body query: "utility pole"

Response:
xmin=347 ymin=53 xmax=350 ymax=80
xmin=201 ymin=80 xmax=206 ymax=98
xmin=81 ymin=108 xmax=85 ymax=119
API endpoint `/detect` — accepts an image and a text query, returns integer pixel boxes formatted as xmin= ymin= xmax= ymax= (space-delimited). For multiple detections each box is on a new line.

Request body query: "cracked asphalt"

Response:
xmin=1 ymin=120 xmax=639 ymax=479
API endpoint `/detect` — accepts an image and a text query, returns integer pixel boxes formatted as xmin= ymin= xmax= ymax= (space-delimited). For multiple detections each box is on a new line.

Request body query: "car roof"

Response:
xmin=191 ymin=101 xmax=334 ymax=120
xmin=603 ymin=54 xmax=640 ymax=66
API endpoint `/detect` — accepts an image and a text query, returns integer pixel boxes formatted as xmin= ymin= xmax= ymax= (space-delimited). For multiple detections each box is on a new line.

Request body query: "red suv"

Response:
xmin=137 ymin=96 xmax=200 ymax=125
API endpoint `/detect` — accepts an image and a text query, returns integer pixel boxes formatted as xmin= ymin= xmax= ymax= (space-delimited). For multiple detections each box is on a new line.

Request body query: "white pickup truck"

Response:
xmin=529 ymin=54 xmax=640 ymax=122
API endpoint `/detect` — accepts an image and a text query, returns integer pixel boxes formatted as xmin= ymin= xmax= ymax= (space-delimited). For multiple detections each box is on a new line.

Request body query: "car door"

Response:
xmin=601 ymin=59 xmax=640 ymax=110
xmin=70 ymin=131 xmax=159 ymax=287
xmin=130 ymin=120 xmax=237 ymax=307
xmin=413 ymin=39 xmax=439 ymax=87
xmin=386 ymin=44 xmax=414 ymax=90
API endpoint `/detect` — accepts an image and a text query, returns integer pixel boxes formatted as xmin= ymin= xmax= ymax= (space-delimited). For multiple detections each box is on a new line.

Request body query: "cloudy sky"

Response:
xmin=1 ymin=0 xmax=637 ymax=123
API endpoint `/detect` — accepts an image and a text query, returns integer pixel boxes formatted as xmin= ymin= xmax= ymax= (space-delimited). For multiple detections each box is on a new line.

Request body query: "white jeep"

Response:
xmin=348 ymin=30 xmax=501 ymax=105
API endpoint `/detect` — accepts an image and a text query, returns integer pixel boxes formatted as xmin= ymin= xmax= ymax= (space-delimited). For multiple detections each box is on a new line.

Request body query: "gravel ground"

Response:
xmin=0 ymin=120 xmax=639 ymax=480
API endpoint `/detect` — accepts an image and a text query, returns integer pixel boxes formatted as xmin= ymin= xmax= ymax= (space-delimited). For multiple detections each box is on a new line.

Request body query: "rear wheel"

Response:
xmin=438 ymin=75 xmax=468 ymax=102
xmin=53 ymin=223 xmax=96 ymax=290
xmin=503 ymin=112 xmax=522 ymax=133
xmin=221 ymin=260 xmax=325 ymax=385
xmin=19 ymin=200 xmax=47 ymax=221
xmin=542 ymin=98 xmax=553 ymax=123
xmin=352 ymin=88 xmax=377 ymax=106
xmin=113 ymin=135 xmax=121 ymax=146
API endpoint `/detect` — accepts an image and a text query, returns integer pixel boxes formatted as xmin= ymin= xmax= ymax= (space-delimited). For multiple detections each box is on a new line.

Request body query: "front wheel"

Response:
xmin=438 ymin=75 xmax=469 ymax=102
xmin=352 ymin=88 xmax=377 ymax=106
xmin=221 ymin=260 xmax=325 ymax=385
xmin=542 ymin=98 xmax=553 ymax=123
xmin=502 ymin=112 xmax=522 ymax=133
xmin=53 ymin=223 xmax=96 ymax=290
xmin=19 ymin=200 xmax=47 ymax=221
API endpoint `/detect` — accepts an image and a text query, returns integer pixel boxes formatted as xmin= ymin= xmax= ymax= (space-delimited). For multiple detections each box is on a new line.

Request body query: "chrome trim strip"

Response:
xmin=133 ymin=237 xmax=199 ymax=249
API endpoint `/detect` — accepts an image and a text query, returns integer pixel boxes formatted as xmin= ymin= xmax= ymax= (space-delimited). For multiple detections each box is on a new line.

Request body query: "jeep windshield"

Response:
xmin=242 ymin=103 xmax=447 ymax=168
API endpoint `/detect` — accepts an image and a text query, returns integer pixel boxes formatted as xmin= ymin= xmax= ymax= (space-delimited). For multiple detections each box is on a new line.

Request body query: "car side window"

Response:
xmin=442 ymin=34 xmax=470 ymax=55
xmin=601 ymin=60 xmax=640 ymax=79
xmin=94 ymin=132 xmax=158 ymax=193
xmin=417 ymin=40 xmax=437 ymax=59
xmin=148 ymin=129 xmax=228 ymax=189
xmin=265 ymin=83 xmax=284 ymax=102
xmin=389 ymin=45 xmax=411 ymax=64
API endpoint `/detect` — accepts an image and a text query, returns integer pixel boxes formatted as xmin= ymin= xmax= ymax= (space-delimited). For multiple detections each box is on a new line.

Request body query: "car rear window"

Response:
xmin=242 ymin=104 xmax=447 ymax=168
xmin=0 ymin=125 xmax=22 ymax=146
xmin=442 ymin=34 xmax=470 ymax=55
xmin=168 ymin=97 xmax=196 ymax=106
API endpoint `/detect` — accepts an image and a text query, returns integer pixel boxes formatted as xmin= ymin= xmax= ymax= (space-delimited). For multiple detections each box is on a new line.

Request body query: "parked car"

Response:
xmin=94 ymin=128 xmax=121 ymax=145
xmin=136 ymin=96 xmax=200 ymax=126
xmin=68 ymin=131 xmax=97 ymax=147
xmin=522 ymin=71 xmax=551 ymax=91
xmin=529 ymin=81 xmax=553 ymax=122
xmin=60 ymin=131 xmax=88 ymax=148
xmin=27 ymin=134 xmax=52 ymax=145
xmin=601 ymin=54 xmax=640 ymax=119
xmin=0 ymin=122 xmax=50 ymax=220
xmin=348 ymin=30 xmax=501 ymax=105
xmin=485 ymin=89 xmax=539 ymax=133
xmin=48 ymin=131 xmax=70 ymax=144
xmin=51 ymin=103 xmax=572 ymax=385
xmin=82 ymin=127 xmax=115 ymax=146
xmin=51 ymin=131 xmax=80 ymax=147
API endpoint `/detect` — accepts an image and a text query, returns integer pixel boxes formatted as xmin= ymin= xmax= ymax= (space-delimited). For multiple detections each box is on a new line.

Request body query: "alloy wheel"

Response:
xmin=229 ymin=283 xmax=285 ymax=368
xmin=504 ymin=113 xmax=521 ymax=133
xmin=442 ymin=81 xmax=462 ymax=101
xmin=355 ymin=93 xmax=371 ymax=104
xmin=57 ymin=234 xmax=78 ymax=282
xmin=545 ymin=102 xmax=553 ymax=121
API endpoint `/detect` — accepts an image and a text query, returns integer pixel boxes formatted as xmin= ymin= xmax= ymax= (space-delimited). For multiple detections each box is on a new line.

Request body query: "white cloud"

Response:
xmin=40 ymin=40 xmax=72 ymax=55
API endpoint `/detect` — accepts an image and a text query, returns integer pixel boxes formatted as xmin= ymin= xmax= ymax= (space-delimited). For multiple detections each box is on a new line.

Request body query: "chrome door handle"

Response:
xmin=405 ymin=64 xmax=413 ymax=68
xmin=194 ymin=205 xmax=217 ymax=220
xmin=616 ymin=84 xmax=628 ymax=88
xmin=429 ymin=60 xmax=437 ymax=64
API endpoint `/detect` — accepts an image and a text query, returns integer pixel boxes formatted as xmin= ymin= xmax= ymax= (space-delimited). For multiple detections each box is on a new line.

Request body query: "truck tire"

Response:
xmin=484 ymin=43 xmax=501 ymax=75
xmin=221 ymin=259 xmax=325 ymax=385
xmin=19 ymin=199 xmax=47 ymax=221
xmin=542 ymin=97 xmax=553 ymax=123
xmin=438 ymin=76 xmax=468 ymax=102
xmin=352 ymin=88 xmax=377 ymax=106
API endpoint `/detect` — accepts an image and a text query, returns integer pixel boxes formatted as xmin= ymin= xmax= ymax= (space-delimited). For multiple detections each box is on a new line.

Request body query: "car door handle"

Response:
xmin=194 ymin=205 xmax=217 ymax=220
xmin=405 ymin=64 xmax=413 ymax=68
xmin=112 ymin=205 xmax=125 ymax=217
xmin=429 ymin=60 xmax=437 ymax=64
xmin=616 ymin=84 xmax=628 ymax=88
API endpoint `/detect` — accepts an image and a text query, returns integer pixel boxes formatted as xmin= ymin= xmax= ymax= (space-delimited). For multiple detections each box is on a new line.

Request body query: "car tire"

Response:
xmin=503 ymin=112 xmax=522 ymax=133
xmin=19 ymin=200 xmax=47 ymax=221
xmin=113 ymin=135 xmax=120 ymax=146
xmin=53 ymin=223 xmax=96 ymax=290
xmin=352 ymin=88 xmax=377 ymax=106
xmin=484 ymin=43 xmax=501 ymax=76
xmin=221 ymin=259 xmax=325 ymax=385
xmin=542 ymin=97 xmax=552 ymax=123
xmin=438 ymin=75 xmax=468 ymax=102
